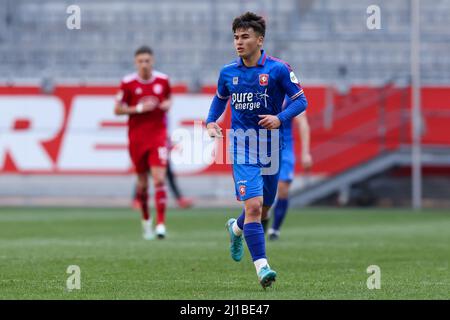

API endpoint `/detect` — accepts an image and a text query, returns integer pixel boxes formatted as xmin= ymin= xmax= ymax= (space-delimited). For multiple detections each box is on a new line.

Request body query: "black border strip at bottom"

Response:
xmin=0 ymin=300 xmax=446 ymax=318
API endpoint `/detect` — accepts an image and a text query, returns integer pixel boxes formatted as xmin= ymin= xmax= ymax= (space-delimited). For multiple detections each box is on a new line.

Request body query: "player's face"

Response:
xmin=233 ymin=28 xmax=263 ymax=59
xmin=135 ymin=53 xmax=154 ymax=78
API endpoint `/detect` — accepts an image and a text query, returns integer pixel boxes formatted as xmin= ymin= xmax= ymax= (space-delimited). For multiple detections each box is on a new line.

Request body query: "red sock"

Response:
xmin=155 ymin=183 xmax=167 ymax=225
xmin=137 ymin=187 xmax=150 ymax=221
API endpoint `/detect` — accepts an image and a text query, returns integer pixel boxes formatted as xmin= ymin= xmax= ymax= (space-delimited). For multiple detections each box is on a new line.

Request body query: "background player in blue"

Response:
xmin=206 ymin=12 xmax=308 ymax=289
xmin=268 ymin=99 xmax=313 ymax=240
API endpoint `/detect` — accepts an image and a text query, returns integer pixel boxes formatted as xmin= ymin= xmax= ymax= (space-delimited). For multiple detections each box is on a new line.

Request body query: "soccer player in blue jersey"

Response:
xmin=205 ymin=12 xmax=308 ymax=289
xmin=268 ymin=103 xmax=312 ymax=241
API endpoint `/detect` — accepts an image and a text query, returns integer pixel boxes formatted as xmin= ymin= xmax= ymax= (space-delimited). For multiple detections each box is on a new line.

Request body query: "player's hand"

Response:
xmin=142 ymin=99 xmax=159 ymax=111
xmin=302 ymin=152 xmax=313 ymax=170
xmin=258 ymin=115 xmax=281 ymax=129
xmin=135 ymin=97 xmax=159 ymax=113
xmin=159 ymin=99 xmax=171 ymax=111
xmin=207 ymin=122 xmax=223 ymax=138
xmin=114 ymin=104 xmax=127 ymax=115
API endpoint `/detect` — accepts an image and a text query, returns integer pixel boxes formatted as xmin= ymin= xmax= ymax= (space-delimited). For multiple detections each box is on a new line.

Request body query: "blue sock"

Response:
xmin=243 ymin=222 xmax=266 ymax=261
xmin=236 ymin=209 xmax=245 ymax=230
xmin=272 ymin=198 xmax=289 ymax=231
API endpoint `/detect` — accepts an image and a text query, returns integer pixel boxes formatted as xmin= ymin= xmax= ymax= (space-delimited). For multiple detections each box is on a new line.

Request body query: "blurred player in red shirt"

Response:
xmin=114 ymin=46 xmax=171 ymax=240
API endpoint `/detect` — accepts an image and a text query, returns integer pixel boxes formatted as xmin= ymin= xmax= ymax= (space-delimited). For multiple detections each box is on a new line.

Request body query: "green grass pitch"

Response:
xmin=0 ymin=207 xmax=449 ymax=299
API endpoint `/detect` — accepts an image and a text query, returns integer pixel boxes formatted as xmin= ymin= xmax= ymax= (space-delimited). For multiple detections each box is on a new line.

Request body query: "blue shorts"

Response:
xmin=232 ymin=153 xmax=281 ymax=207
xmin=279 ymin=141 xmax=296 ymax=182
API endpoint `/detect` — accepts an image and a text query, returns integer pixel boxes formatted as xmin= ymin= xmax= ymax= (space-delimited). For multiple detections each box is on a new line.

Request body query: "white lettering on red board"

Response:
xmin=58 ymin=96 xmax=130 ymax=171
xmin=0 ymin=96 xmax=63 ymax=170
xmin=0 ymin=94 xmax=217 ymax=174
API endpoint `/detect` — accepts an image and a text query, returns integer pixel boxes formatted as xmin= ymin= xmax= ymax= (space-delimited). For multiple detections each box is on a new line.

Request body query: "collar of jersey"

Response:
xmin=135 ymin=72 xmax=156 ymax=84
xmin=236 ymin=50 xmax=267 ymax=67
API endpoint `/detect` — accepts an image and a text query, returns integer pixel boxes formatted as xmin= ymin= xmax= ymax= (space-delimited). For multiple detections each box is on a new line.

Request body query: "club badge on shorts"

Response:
xmin=259 ymin=74 xmax=269 ymax=86
xmin=239 ymin=185 xmax=246 ymax=196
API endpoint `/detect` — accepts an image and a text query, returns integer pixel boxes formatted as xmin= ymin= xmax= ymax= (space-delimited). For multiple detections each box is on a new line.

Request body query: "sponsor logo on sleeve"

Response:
xmin=290 ymin=71 xmax=299 ymax=84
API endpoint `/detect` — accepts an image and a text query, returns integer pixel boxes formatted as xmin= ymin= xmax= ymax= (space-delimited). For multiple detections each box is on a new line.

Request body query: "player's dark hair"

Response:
xmin=232 ymin=12 xmax=266 ymax=37
xmin=135 ymin=46 xmax=153 ymax=56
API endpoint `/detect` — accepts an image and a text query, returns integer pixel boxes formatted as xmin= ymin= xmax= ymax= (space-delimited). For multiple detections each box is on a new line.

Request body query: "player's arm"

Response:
xmin=114 ymin=102 xmax=145 ymax=115
xmin=294 ymin=113 xmax=313 ymax=169
xmin=206 ymin=70 xmax=230 ymax=138
xmin=259 ymin=65 xmax=308 ymax=130
xmin=206 ymin=96 xmax=227 ymax=137
xmin=158 ymin=78 xmax=173 ymax=111
xmin=276 ymin=65 xmax=307 ymax=125
xmin=158 ymin=98 xmax=172 ymax=111
xmin=114 ymin=101 xmax=158 ymax=115
xmin=113 ymin=84 xmax=157 ymax=116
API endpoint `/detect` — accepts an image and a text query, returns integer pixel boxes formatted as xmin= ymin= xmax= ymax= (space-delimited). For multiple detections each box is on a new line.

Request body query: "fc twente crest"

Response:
xmin=259 ymin=74 xmax=269 ymax=86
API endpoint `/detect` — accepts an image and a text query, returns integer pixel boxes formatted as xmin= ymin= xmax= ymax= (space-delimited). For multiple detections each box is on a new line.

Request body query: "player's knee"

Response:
xmin=137 ymin=179 xmax=148 ymax=191
xmin=245 ymin=199 xmax=262 ymax=218
xmin=151 ymin=170 xmax=166 ymax=187
xmin=153 ymin=179 xmax=165 ymax=189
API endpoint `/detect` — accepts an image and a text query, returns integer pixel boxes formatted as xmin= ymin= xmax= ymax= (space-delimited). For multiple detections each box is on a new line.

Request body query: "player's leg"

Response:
xmin=238 ymin=152 xmax=280 ymax=288
xmin=130 ymin=145 xmax=154 ymax=240
xmin=259 ymin=155 xmax=280 ymax=232
xmin=261 ymin=206 xmax=271 ymax=233
xmin=151 ymin=165 xmax=167 ymax=239
xmin=232 ymin=208 xmax=245 ymax=235
xmin=226 ymin=163 xmax=261 ymax=262
xmin=167 ymin=160 xmax=193 ymax=209
xmin=268 ymin=150 xmax=294 ymax=240
xmin=136 ymin=172 xmax=154 ymax=240
xmin=131 ymin=182 xmax=140 ymax=210
xmin=269 ymin=181 xmax=291 ymax=240
xmin=149 ymin=145 xmax=169 ymax=239
xmin=225 ymin=166 xmax=247 ymax=262
xmin=232 ymin=163 xmax=276 ymax=288
xmin=243 ymin=196 xmax=277 ymax=288
xmin=166 ymin=161 xmax=181 ymax=198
